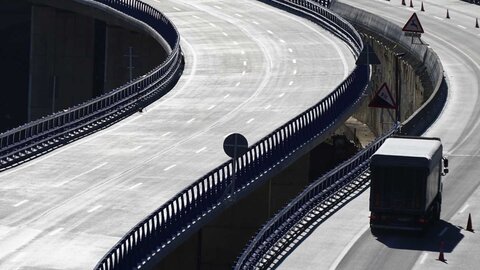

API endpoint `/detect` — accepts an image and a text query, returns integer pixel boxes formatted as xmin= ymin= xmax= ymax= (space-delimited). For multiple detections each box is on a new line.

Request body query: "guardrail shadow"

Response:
xmin=372 ymin=220 xmax=464 ymax=253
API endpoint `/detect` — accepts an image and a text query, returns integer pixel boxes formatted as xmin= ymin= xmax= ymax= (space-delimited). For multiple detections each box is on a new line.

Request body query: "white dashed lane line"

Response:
xmin=162 ymin=132 xmax=171 ymax=137
xmin=288 ymin=48 xmax=293 ymax=53
xmin=279 ymin=39 xmax=286 ymax=43
xmin=214 ymin=5 xmax=222 ymax=9
xmin=224 ymin=94 xmax=230 ymax=99
xmin=48 ymin=228 xmax=64 ymax=236
xmin=13 ymin=200 xmax=29 ymax=207
xmin=208 ymin=105 xmax=216 ymax=110
xmin=438 ymin=227 xmax=449 ymax=236
xmin=289 ymin=81 xmax=294 ymax=86
xmin=87 ymin=205 xmax=102 ymax=213
xmin=235 ymin=13 xmax=243 ymax=18
xmin=187 ymin=118 xmax=196 ymax=124
xmin=222 ymin=32 xmax=229 ymax=37
xmin=235 ymin=82 xmax=241 ymax=87
xmin=434 ymin=16 xmax=444 ymax=21
xmin=293 ymin=69 xmax=297 ymax=75
xmin=129 ymin=183 xmax=143 ymax=190
xmin=292 ymin=59 xmax=297 ymax=64
xmin=252 ymin=20 xmax=260 ymax=25
xmin=164 ymin=164 xmax=177 ymax=171
xmin=209 ymin=22 xmax=216 ymax=27
xmin=173 ymin=7 xmax=181 ymax=11
xmin=246 ymin=118 xmax=255 ymax=124
xmin=267 ymin=30 xmax=274 ymax=34
xmin=196 ymin=147 xmax=207 ymax=154
xmin=458 ymin=24 xmax=467 ymax=29
xmin=459 ymin=203 xmax=469 ymax=213
xmin=265 ymin=104 xmax=272 ymax=110
xmin=278 ymin=93 xmax=285 ymax=98
xmin=243 ymin=61 xmax=247 ymax=66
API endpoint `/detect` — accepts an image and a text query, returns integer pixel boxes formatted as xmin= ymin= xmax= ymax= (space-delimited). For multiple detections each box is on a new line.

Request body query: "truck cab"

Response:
xmin=369 ymin=136 xmax=448 ymax=232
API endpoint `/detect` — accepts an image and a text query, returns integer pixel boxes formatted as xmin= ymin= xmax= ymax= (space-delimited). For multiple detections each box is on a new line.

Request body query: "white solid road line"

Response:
xmin=128 ymin=183 xmax=143 ymax=190
xmin=457 ymin=24 xmax=467 ymax=29
xmin=195 ymin=147 xmax=207 ymax=154
xmin=419 ymin=252 xmax=428 ymax=264
xmin=13 ymin=200 xmax=29 ymax=207
xmin=459 ymin=203 xmax=469 ymax=213
xmin=164 ymin=164 xmax=177 ymax=171
xmin=246 ymin=118 xmax=255 ymax=124
xmin=87 ymin=205 xmax=102 ymax=213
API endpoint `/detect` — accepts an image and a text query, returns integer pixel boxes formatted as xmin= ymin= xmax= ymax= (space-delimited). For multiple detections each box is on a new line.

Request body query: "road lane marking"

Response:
xmin=459 ymin=203 xmax=469 ymax=213
xmin=267 ymin=30 xmax=274 ymax=34
xmin=53 ymin=162 xmax=108 ymax=187
xmin=209 ymin=22 xmax=216 ymax=27
xmin=279 ymin=39 xmax=286 ymax=43
xmin=438 ymin=227 xmax=449 ymax=236
xmin=187 ymin=118 xmax=196 ymax=124
xmin=252 ymin=20 xmax=259 ymax=25
xmin=235 ymin=82 xmax=241 ymax=87
xmin=129 ymin=183 xmax=143 ymax=190
xmin=207 ymin=105 xmax=216 ymax=110
xmin=329 ymin=224 xmax=370 ymax=270
xmin=222 ymin=32 xmax=229 ymax=37
xmin=419 ymin=252 xmax=428 ymax=264
xmin=457 ymin=24 xmax=467 ymax=29
xmin=265 ymin=104 xmax=272 ymax=110
xmin=173 ymin=7 xmax=181 ymax=11
xmin=214 ymin=5 xmax=222 ymax=9
xmin=192 ymin=15 xmax=200 ymax=19
xmin=162 ymin=132 xmax=171 ymax=137
xmin=293 ymin=69 xmax=297 ymax=75
xmin=14 ymin=200 xmax=29 ymax=207
xmin=48 ymin=228 xmax=64 ymax=236
xmin=289 ymin=81 xmax=294 ymax=86
xmin=87 ymin=205 xmax=102 ymax=213
xmin=235 ymin=13 xmax=243 ymax=18
xmin=292 ymin=59 xmax=297 ymax=64
xmin=243 ymin=61 xmax=247 ymax=66
xmin=164 ymin=164 xmax=177 ymax=171
xmin=241 ymin=50 xmax=245 ymax=55
xmin=233 ymin=41 xmax=239 ymax=45
xmin=278 ymin=93 xmax=285 ymax=98
xmin=434 ymin=16 xmax=444 ymax=21
xmin=246 ymin=118 xmax=255 ymax=124
xmin=224 ymin=94 xmax=230 ymax=99
xmin=288 ymin=48 xmax=293 ymax=53
xmin=196 ymin=147 xmax=207 ymax=154
xmin=242 ymin=71 xmax=246 ymax=76
xmin=132 ymin=146 xmax=143 ymax=151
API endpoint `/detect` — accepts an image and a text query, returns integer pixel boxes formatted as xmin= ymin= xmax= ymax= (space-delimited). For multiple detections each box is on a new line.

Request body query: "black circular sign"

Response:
xmin=223 ymin=133 xmax=248 ymax=158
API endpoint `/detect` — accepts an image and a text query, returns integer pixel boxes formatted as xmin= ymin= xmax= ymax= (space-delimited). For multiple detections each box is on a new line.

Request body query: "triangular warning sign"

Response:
xmin=402 ymin=13 xmax=424 ymax=33
xmin=356 ymin=43 xmax=381 ymax=65
xmin=369 ymin=83 xmax=397 ymax=109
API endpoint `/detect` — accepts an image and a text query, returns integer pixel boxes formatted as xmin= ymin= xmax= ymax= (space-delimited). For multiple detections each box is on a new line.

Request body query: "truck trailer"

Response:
xmin=369 ymin=136 xmax=448 ymax=231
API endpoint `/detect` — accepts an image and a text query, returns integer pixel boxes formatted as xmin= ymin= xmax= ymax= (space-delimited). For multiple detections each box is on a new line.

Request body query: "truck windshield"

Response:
xmin=371 ymin=166 xmax=426 ymax=210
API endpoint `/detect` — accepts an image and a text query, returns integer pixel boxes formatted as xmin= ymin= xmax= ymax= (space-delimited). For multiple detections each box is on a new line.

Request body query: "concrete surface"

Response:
xmin=277 ymin=0 xmax=480 ymax=269
xmin=0 ymin=0 xmax=356 ymax=269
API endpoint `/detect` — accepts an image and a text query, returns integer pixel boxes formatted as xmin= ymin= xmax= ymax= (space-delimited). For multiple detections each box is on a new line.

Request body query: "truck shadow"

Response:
xmin=372 ymin=220 xmax=465 ymax=253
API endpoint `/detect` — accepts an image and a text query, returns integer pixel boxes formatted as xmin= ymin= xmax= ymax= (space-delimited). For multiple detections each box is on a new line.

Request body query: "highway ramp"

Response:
xmin=277 ymin=0 xmax=480 ymax=269
xmin=0 ymin=0 xmax=355 ymax=268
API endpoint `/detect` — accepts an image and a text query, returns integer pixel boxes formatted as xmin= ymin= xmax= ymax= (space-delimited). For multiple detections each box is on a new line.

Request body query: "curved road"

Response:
xmin=278 ymin=0 xmax=480 ymax=269
xmin=0 ymin=0 xmax=355 ymax=269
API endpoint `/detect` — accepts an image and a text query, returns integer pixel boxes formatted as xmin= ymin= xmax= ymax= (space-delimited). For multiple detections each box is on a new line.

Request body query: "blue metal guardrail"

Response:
xmin=234 ymin=126 xmax=398 ymax=269
xmin=93 ymin=0 xmax=368 ymax=269
xmin=0 ymin=0 xmax=183 ymax=170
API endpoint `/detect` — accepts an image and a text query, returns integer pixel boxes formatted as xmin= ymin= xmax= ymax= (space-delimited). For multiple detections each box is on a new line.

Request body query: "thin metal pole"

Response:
xmin=52 ymin=75 xmax=57 ymax=113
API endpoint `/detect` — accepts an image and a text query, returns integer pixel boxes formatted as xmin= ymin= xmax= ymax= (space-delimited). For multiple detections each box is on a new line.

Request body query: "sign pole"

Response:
xmin=223 ymin=133 xmax=248 ymax=202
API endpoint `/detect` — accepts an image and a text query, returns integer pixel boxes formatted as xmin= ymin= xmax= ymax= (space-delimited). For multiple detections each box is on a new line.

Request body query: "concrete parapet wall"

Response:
xmin=331 ymin=1 xmax=446 ymax=136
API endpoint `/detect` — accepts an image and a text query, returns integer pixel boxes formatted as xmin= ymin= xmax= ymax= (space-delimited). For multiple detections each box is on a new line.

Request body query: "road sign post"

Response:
xmin=223 ymin=133 xmax=248 ymax=201
xmin=402 ymin=13 xmax=426 ymax=44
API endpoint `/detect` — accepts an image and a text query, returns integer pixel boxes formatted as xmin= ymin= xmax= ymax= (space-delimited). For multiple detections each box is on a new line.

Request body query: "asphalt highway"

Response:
xmin=0 ymin=0 xmax=355 ymax=269
xmin=278 ymin=0 xmax=480 ymax=269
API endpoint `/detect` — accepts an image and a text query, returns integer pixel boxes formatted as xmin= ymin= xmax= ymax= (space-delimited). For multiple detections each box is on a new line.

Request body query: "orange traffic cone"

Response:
xmin=438 ymin=241 xmax=447 ymax=262
xmin=466 ymin=213 xmax=474 ymax=232
xmin=446 ymin=9 xmax=450 ymax=19
xmin=476 ymin=18 xmax=479 ymax=28
xmin=421 ymin=2 xmax=425 ymax=11
xmin=410 ymin=0 xmax=414 ymax=8
xmin=402 ymin=0 xmax=406 ymax=6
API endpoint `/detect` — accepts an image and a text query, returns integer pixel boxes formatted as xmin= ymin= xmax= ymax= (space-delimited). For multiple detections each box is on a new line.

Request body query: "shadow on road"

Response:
xmin=372 ymin=220 xmax=465 ymax=253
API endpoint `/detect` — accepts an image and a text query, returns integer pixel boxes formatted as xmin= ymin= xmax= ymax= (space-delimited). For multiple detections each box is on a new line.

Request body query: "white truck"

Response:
xmin=369 ymin=136 xmax=449 ymax=231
